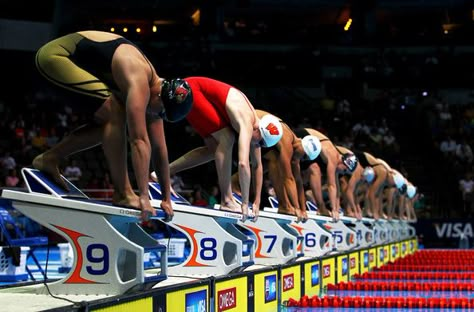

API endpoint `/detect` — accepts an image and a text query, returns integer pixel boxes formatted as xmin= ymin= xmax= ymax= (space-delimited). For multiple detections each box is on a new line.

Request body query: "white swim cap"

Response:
xmin=407 ymin=184 xmax=417 ymax=199
xmin=393 ymin=172 xmax=405 ymax=190
xmin=363 ymin=167 xmax=375 ymax=183
xmin=301 ymin=135 xmax=321 ymax=160
xmin=258 ymin=114 xmax=283 ymax=148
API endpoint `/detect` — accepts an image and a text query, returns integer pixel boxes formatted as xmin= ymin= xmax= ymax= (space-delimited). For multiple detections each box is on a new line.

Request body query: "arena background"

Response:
xmin=1 ymin=0 xmax=473 ymax=248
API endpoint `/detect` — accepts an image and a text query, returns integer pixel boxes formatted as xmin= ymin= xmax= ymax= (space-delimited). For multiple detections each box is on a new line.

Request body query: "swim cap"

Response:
xmin=342 ymin=153 xmax=358 ymax=173
xmin=393 ymin=172 xmax=405 ymax=190
xmin=301 ymin=135 xmax=321 ymax=160
xmin=258 ymin=114 xmax=283 ymax=148
xmin=160 ymin=78 xmax=193 ymax=122
xmin=363 ymin=167 xmax=375 ymax=183
xmin=407 ymin=184 xmax=417 ymax=199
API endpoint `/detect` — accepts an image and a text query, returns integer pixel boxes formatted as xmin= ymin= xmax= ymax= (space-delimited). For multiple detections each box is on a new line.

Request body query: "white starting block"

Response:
xmin=399 ymin=220 xmax=417 ymax=240
xmin=340 ymin=216 xmax=374 ymax=249
xmin=149 ymin=183 xmax=254 ymax=276
xmin=386 ymin=220 xmax=402 ymax=242
xmin=238 ymin=211 xmax=301 ymax=265
xmin=373 ymin=219 xmax=390 ymax=245
xmin=233 ymin=194 xmax=303 ymax=265
xmin=262 ymin=198 xmax=333 ymax=258
xmin=310 ymin=214 xmax=358 ymax=252
xmin=288 ymin=218 xmax=333 ymax=258
xmin=0 ymin=168 xmax=168 ymax=296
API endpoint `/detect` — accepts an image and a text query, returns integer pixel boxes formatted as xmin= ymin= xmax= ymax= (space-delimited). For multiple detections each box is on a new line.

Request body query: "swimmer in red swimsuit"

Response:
xmin=151 ymin=77 xmax=283 ymax=221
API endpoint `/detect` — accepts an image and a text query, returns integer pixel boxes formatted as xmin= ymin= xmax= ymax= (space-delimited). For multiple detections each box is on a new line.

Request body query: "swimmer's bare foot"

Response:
xmin=219 ymin=201 xmax=241 ymax=213
xmin=32 ymin=153 xmax=68 ymax=191
xmin=112 ymin=193 xmax=140 ymax=209
xmin=298 ymin=209 xmax=308 ymax=222
xmin=278 ymin=207 xmax=297 ymax=218
xmin=345 ymin=210 xmax=356 ymax=218
xmin=318 ymin=207 xmax=332 ymax=218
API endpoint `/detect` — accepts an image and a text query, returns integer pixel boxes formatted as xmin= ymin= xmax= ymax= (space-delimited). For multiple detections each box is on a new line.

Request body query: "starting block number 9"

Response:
xmin=86 ymin=244 xmax=109 ymax=275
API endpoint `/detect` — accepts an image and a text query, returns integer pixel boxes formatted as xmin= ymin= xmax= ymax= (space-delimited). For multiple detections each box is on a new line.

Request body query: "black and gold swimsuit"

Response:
xmin=35 ymin=32 xmax=148 ymax=100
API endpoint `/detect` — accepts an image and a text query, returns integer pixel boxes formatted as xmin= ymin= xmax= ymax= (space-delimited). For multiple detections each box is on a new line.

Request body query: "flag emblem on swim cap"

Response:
xmin=175 ymin=85 xmax=189 ymax=103
xmin=266 ymin=123 xmax=280 ymax=136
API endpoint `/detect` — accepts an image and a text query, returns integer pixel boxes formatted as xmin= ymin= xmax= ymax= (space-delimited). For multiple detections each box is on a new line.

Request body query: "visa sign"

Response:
xmin=186 ymin=289 xmax=207 ymax=312
xmin=217 ymin=287 xmax=236 ymax=311
xmin=434 ymin=223 xmax=473 ymax=238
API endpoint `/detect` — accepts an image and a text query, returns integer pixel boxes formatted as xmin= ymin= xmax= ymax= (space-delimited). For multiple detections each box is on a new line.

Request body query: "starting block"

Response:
xmin=233 ymin=194 xmax=303 ymax=265
xmin=0 ymin=168 xmax=168 ymax=296
xmin=238 ymin=211 xmax=301 ymax=265
xmin=373 ymin=219 xmax=390 ymax=245
xmin=149 ymin=183 xmax=254 ymax=276
xmin=386 ymin=219 xmax=402 ymax=242
xmin=288 ymin=217 xmax=333 ymax=258
xmin=399 ymin=220 xmax=417 ymax=240
xmin=310 ymin=214 xmax=358 ymax=252
xmin=340 ymin=216 xmax=374 ymax=249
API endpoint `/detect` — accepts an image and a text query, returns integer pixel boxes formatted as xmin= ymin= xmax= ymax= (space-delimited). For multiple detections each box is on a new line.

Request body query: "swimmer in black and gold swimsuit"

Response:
xmin=32 ymin=31 xmax=193 ymax=221
xmin=35 ymin=32 xmax=150 ymax=101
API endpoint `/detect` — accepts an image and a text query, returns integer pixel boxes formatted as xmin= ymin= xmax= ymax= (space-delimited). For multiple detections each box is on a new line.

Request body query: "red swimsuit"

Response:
xmin=184 ymin=77 xmax=233 ymax=138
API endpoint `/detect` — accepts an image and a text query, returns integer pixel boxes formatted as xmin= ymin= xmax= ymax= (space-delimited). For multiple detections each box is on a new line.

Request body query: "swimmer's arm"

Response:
xmin=250 ymin=144 xmax=262 ymax=213
xmin=148 ymin=118 xmax=172 ymax=203
xmin=126 ymin=81 xmax=152 ymax=202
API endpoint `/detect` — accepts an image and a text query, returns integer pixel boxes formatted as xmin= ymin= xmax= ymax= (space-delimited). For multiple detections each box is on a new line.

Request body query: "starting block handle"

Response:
xmin=151 ymin=210 xmax=168 ymax=220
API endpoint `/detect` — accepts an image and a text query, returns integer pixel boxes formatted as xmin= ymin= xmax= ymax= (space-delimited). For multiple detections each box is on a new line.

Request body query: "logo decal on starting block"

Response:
xmin=350 ymin=256 xmax=356 ymax=269
xmin=242 ymin=225 xmax=273 ymax=258
xmin=264 ymin=274 xmax=277 ymax=303
xmin=53 ymin=225 xmax=100 ymax=284
xmin=176 ymin=225 xmax=215 ymax=267
xmin=311 ymin=264 xmax=319 ymax=286
xmin=341 ymin=257 xmax=348 ymax=276
xmin=217 ymin=287 xmax=237 ymax=311
xmin=323 ymin=264 xmax=331 ymax=278
xmin=282 ymin=273 xmax=294 ymax=292
xmin=185 ymin=289 xmax=207 ymax=312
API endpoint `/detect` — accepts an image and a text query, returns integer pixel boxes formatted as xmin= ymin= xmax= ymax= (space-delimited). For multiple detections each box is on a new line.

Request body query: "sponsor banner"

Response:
xmin=401 ymin=241 xmax=407 ymax=258
xmin=321 ymin=257 xmax=335 ymax=293
xmin=377 ymin=246 xmax=385 ymax=268
xmin=390 ymin=243 xmax=400 ymax=262
xmin=304 ymin=260 xmax=321 ymax=297
xmin=214 ymin=277 xmax=247 ymax=312
xmin=368 ymin=248 xmax=376 ymax=270
xmin=348 ymin=252 xmax=359 ymax=279
xmin=360 ymin=249 xmax=369 ymax=275
xmin=383 ymin=245 xmax=390 ymax=265
xmin=336 ymin=255 xmax=348 ymax=283
xmin=254 ymin=271 xmax=278 ymax=312
xmin=415 ymin=219 xmax=473 ymax=248
xmin=167 ymin=286 xmax=209 ymax=312
xmin=280 ymin=265 xmax=301 ymax=303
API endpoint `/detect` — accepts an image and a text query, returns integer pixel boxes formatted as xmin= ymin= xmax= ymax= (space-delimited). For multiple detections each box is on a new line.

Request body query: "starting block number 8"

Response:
xmin=200 ymin=238 xmax=217 ymax=261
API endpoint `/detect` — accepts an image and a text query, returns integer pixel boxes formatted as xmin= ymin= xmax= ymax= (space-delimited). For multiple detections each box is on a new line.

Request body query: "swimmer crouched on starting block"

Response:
xmin=32 ymin=30 xmax=193 ymax=221
xmin=151 ymin=77 xmax=283 ymax=221
xmin=231 ymin=109 xmax=322 ymax=222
